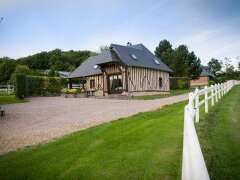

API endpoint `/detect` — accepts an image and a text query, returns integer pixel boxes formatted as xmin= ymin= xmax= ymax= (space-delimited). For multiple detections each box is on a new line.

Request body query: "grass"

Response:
xmin=133 ymin=89 xmax=192 ymax=100
xmin=0 ymin=95 xmax=26 ymax=105
xmin=0 ymin=101 xmax=186 ymax=180
xmin=197 ymin=85 xmax=240 ymax=180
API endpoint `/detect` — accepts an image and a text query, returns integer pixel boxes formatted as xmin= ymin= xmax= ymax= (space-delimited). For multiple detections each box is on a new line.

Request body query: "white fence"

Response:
xmin=182 ymin=80 xmax=240 ymax=180
xmin=0 ymin=85 xmax=14 ymax=95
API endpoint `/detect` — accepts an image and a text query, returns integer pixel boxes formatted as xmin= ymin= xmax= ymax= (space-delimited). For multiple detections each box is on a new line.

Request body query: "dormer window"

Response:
xmin=153 ymin=58 xmax=160 ymax=65
xmin=130 ymin=54 xmax=137 ymax=60
xmin=93 ymin=65 xmax=99 ymax=69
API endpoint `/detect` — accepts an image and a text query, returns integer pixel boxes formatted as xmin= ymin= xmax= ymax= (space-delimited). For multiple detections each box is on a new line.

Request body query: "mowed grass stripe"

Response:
xmin=197 ymin=85 xmax=240 ymax=180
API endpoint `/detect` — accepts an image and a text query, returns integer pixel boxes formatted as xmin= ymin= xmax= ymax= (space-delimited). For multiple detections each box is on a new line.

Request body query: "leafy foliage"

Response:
xmin=155 ymin=40 xmax=202 ymax=79
xmin=15 ymin=75 xmax=67 ymax=98
xmin=207 ymin=58 xmax=222 ymax=75
xmin=17 ymin=49 xmax=95 ymax=71
xmin=15 ymin=74 xmax=26 ymax=99
xmin=169 ymin=77 xmax=190 ymax=89
xmin=0 ymin=49 xmax=95 ymax=84
xmin=155 ymin=40 xmax=173 ymax=67
xmin=0 ymin=58 xmax=16 ymax=84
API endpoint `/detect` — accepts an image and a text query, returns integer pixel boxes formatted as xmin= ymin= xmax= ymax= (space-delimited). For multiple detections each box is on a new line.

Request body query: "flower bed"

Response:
xmin=61 ymin=88 xmax=87 ymax=98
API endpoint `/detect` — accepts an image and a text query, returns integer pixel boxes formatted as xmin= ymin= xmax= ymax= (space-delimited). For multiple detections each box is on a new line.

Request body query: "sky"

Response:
xmin=0 ymin=0 xmax=240 ymax=66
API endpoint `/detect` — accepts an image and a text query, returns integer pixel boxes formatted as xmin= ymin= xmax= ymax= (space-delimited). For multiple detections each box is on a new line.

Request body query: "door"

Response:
xmin=108 ymin=74 xmax=123 ymax=94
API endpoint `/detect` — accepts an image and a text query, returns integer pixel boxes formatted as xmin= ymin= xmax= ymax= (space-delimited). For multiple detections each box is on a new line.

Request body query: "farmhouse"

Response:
xmin=190 ymin=66 xmax=214 ymax=87
xmin=68 ymin=43 xmax=172 ymax=96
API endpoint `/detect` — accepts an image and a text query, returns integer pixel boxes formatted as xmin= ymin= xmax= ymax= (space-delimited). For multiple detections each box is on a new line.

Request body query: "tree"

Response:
xmin=155 ymin=40 xmax=201 ymax=78
xmin=207 ymin=58 xmax=222 ymax=75
xmin=17 ymin=49 xmax=93 ymax=71
xmin=10 ymin=65 xmax=31 ymax=84
xmin=14 ymin=65 xmax=31 ymax=74
xmin=155 ymin=40 xmax=173 ymax=66
xmin=171 ymin=45 xmax=189 ymax=77
xmin=48 ymin=67 xmax=57 ymax=77
xmin=224 ymin=57 xmax=235 ymax=73
xmin=0 ymin=58 xmax=16 ymax=84
xmin=99 ymin=45 xmax=109 ymax=53
xmin=186 ymin=51 xmax=201 ymax=79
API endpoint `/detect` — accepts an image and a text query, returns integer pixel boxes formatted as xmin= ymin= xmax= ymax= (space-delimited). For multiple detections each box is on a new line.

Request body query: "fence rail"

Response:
xmin=0 ymin=85 xmax=14 ymax=95
xmin=182 ymin=80 xmax=240 ymax=180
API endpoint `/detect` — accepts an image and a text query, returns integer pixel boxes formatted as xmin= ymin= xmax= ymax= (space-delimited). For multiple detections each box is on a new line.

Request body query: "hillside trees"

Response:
xmin=17 ymin=49 xmax=94 ymax=71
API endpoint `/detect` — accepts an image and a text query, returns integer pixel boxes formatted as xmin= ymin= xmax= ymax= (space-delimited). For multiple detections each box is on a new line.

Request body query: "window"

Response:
xmin=109 ymin=74 xmax=123 ymax=93
xmin=90 ymin=79 xmax=95 ymax=89
xmin=154 ymin=58 xmax=160 ymax=65
xmin=93 ymin=65 xmax=99 ymax=69
xmin=130 ymin=54 xmax=137 ymax=60
xmin=159 ymin=77 xmax=163 ymax=88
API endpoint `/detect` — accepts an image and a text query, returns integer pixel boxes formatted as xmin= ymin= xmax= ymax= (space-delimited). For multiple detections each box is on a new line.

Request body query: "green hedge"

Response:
xmin=15 ymin=74 xmax=67 ymax=97
xmin=15 ymin=74 xmax=26 ymax=99
xmin=170 ymin=77 xmax=190 ymax=90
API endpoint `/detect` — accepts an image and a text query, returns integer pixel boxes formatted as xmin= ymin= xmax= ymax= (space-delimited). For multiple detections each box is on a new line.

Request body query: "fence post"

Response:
xmin=195 ymin=88 xmax=199 ymax=123
xmin=218 ymin=84 xmax=221 ymax=99
xmin=204 ymin=86 xmax=208 ymax=113
xmin=223 ymin=83 xmax=225 ymax=94
xmin=227 ymin=81 xmax=229 ymax=92
xmin=221 ymin=83 xmax=224 ymax=97
xmin=211 ymin=85 xmax=214 ymax=106
xmin=215 ymin=84 xmax=218 ymax=102
xmin=7 ymin=84 xmax=10 ymax=95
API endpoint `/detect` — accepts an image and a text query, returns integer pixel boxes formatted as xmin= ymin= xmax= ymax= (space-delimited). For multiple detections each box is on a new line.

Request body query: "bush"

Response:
xmin=61 ymin=88 xmax=79 ymax=94
xmin=47 ymin=77 xmax=62 ymax=95
xmin=15 ymin=75 xmax=66 ymax=98
xmin=170 ymin=77 xmax=190 ymax=90
xmin=25 ymin=76 xmax=45 ymax=96
xmin=15 ymin=74 xmax=26 ymax=99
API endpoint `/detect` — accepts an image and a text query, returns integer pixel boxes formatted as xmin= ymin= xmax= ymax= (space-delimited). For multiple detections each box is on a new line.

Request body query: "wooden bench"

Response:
xmin=0 ymin=106 xmax=5 ymax=117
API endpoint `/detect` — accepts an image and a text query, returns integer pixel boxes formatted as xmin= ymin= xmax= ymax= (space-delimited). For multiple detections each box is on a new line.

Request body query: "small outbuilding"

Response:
xmin=68 ymin=43 xmax=172 ymax=96
xmin=190 ymin=66 xmax=214 ymax=87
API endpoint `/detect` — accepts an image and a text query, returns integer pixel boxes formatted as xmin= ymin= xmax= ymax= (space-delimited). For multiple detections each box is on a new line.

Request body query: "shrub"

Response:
xmin=25 ymin=76 xmax=45 ymax=96
xmin=15 ymin=74 xmax=26 ymax=99
xmin=61 ymin=88 xmax=79 ymax=94
xmin=47 ymin=77 xmax=62 ymax=95
xmin=170 ymin=77 xmax=190 ymax=89
xmin=15 ymin=75 xmax=66 ymax=97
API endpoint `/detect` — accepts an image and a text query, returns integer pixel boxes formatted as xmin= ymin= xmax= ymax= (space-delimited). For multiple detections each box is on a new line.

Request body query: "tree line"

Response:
xmin=155 ymin=40 xmax=240 ymax=82
xmin=0 ymin=49 xmax=95 ymax=84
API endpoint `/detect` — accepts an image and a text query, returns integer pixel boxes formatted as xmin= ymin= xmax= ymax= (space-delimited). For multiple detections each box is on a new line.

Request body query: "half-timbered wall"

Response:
xmin=127 ymin=67 xmax=169 ymax=92
xmin=83 ymin=65 xmax=170 ymax=96
xmin=85 ymin=74 xmax=103 ymax=91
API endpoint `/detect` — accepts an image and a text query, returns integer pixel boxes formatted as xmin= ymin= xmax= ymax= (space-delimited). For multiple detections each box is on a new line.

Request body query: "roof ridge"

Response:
xmin=110 ymin=43 xmax=144 ymax=51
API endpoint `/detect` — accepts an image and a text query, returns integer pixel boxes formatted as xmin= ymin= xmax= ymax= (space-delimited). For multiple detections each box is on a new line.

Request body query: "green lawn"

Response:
xmin=0 ymin=95 xmax=26 ymax=105
xmin=0 ymin=101 xmax=186 ymax=180
xmin=133 ymin=89 xmax=192 ymax=100
xmin=197 ymin=85 xmax=240 ymax=180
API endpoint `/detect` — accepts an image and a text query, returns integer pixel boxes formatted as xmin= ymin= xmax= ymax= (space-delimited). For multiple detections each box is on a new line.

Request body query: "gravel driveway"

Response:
xmin=0 ymin=94 xmax=188 ymax=155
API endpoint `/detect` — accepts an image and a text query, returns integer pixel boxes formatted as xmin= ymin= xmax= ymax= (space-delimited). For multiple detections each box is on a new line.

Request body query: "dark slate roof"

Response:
xmin=69 ymin=43 xmax=172 ymax=78
xmin=69 ymin=51 xmax=119 ymax=78
xmin=200 ymin=66 xmax=214 ymax=77
xmin=110 ymin=43 xmax=173 ymax=72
